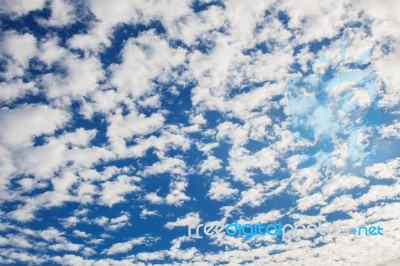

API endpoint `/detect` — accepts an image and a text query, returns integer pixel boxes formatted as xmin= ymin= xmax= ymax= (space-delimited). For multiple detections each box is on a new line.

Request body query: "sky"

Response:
xmin=0 ymin=0 xmax=399 ymax=265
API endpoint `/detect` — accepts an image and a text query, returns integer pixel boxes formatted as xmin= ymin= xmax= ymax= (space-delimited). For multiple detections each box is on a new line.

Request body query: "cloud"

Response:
xmin=144 ymin=192 xmax=164 ymax=204
xmin=0 ymin=79 xmax=37 ymax=105
xmin=100 ymin=175 xmax=140 ymax=206
xmin=104 ymin=236 xmax=159 ymax=255
xmin=364 ymin=157 xmax=400 ymax=180
xmin=141 ymin=157 xmax=186 ymax=177
xmin=93 ymin=212 xmax=131 ymax=231
xmin=0 ymin=31 xmax=37 ymax=79
xmin=42 ymin=53 xmax=104 ymax=100
xmin=165 ymin=179 xmax=190 ymax=206
xmin=208 ymin=178 xmax=238 ymax=201
xmin=37 ymin=0 xmax=76 ymax=27
xmin=199 ymin=155 xmax=222 ymax=174
xmin=0 ymin=104 xmax=69 ymax=148
xmin=0 ymin=0 xmax=399 ymax=264
xmin=165 ymin=212 xmax=201 ymax=229
xmin=109 ymin=31 xmax=186 ymax=99
xmin=107 ymin=109 xmax=165 ymax=145
xmin=381 ymin=120 xmax=400 ymax=139
xmin=322 ymin=174 xmax=369 ymax=197
xmin=0 ymin=0 xmax=45 ymax=17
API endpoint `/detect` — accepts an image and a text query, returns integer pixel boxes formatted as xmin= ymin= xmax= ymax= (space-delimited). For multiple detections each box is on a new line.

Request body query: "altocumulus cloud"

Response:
xmin=0 ymin=0 xmax=399 ymax=265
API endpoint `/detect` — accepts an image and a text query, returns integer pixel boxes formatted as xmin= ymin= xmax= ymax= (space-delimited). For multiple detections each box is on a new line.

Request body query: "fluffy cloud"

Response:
xmin=208 ymin=178 xmax=238 ymax=201
xmin=0 ymin=104 xmax=69 ymax=148
xmin=165 ymin=212 xmax=201 ymax=229
xmin=0 ymin=0 xmax=399 ymax=265
xmin=109 ymin=31 xmax=186 ymax=99
xmin=104 ymin=236 xmax=157 ymax=255
xmin=37 ymin=0 xmax=76 ymax=27
xmin=0 ymin=0 xmax=45 ymax=17
xmin=100 ymin=175 xmax=140 ymax=206
xmin=0 ymin=32 xmax=37 ymax=79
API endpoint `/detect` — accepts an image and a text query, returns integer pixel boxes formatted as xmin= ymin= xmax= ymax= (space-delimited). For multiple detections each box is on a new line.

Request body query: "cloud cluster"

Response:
xmin=0 ymin=0 xmax=399 ymax=265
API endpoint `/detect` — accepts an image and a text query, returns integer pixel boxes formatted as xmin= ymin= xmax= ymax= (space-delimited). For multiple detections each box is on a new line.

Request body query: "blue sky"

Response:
xmin=0 ymin=0 xmax=399 ymax=265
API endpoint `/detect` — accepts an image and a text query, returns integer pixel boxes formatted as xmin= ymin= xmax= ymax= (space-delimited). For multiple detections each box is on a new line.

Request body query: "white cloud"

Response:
xmin=50 ymin=242 xmax=81 ymax=252
xmin=321 ymin=194 xmax=358 ymax=214
xmin=42 ymin=54 xmax=104 ymax=100
xmin=381 ymin=120 xmax=400 ymax=139
xmin=0 ymin=32 xmax=37 ymax=79
xmin=364 ymin=157 xmax=400 ymax=180
xmin=199 ymin=155 xmax=222 ymax=174
xmin=165 ymin=212 xmax=201 ymax=229
xmin=0 ymin=104 xmax=69 ymax=148
xmin=208 ymin=178 xmax=238 ymax=201
xmin=52 ymin=171 xmax=78 ymax=194
xmin=0 ymin=80 xmax=37 ymax=103
xmin=105 ymin=237 xmax=148 ymax=255
xmin=374 ymin=45 xmax=400 ymax=109
xmin=291 ymin=168 xmax=322 ymax=196
xmin=357 ymin=183 xmax=400 ymax=206
xmin=144 ymin=192 xmax=164 ymax=204
xmin=166 ymin=179 xmax=190 ymax=206
xmin=109 ymin=31 xmax=186 ymax=99
xmin=322 ymin=174 xmax=368 ymax=197
xmin=107 ymin=109 xmax=165 ymax=145
xmin=37 ymin=0 xmax=75 ymax=27
xmin=0 ymin=0 xmax=45 ymax=17
xmin=282 ymin=0 xmax=353 ymax=43
xmin=237 ymin=184 xmax=267 ymax=208
xmin=140 ymin=209 xmax=159 ymax=219
xmin=141 ymin=157 xmax=186 ymax=177
xmin=0 ymin=0 xmax=399 ymax=264
xmin=72 ymin=230 xmax=90 ymax=238
xmin=38 ymin=38 xmax=66 ymax=65
xmin=101 ymin=175 xmax=140 ymax=206
xmin=297 ymin=192 xmax=326 ymax=211
xmin=93 ymin=213 xmax=131 ymax=231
